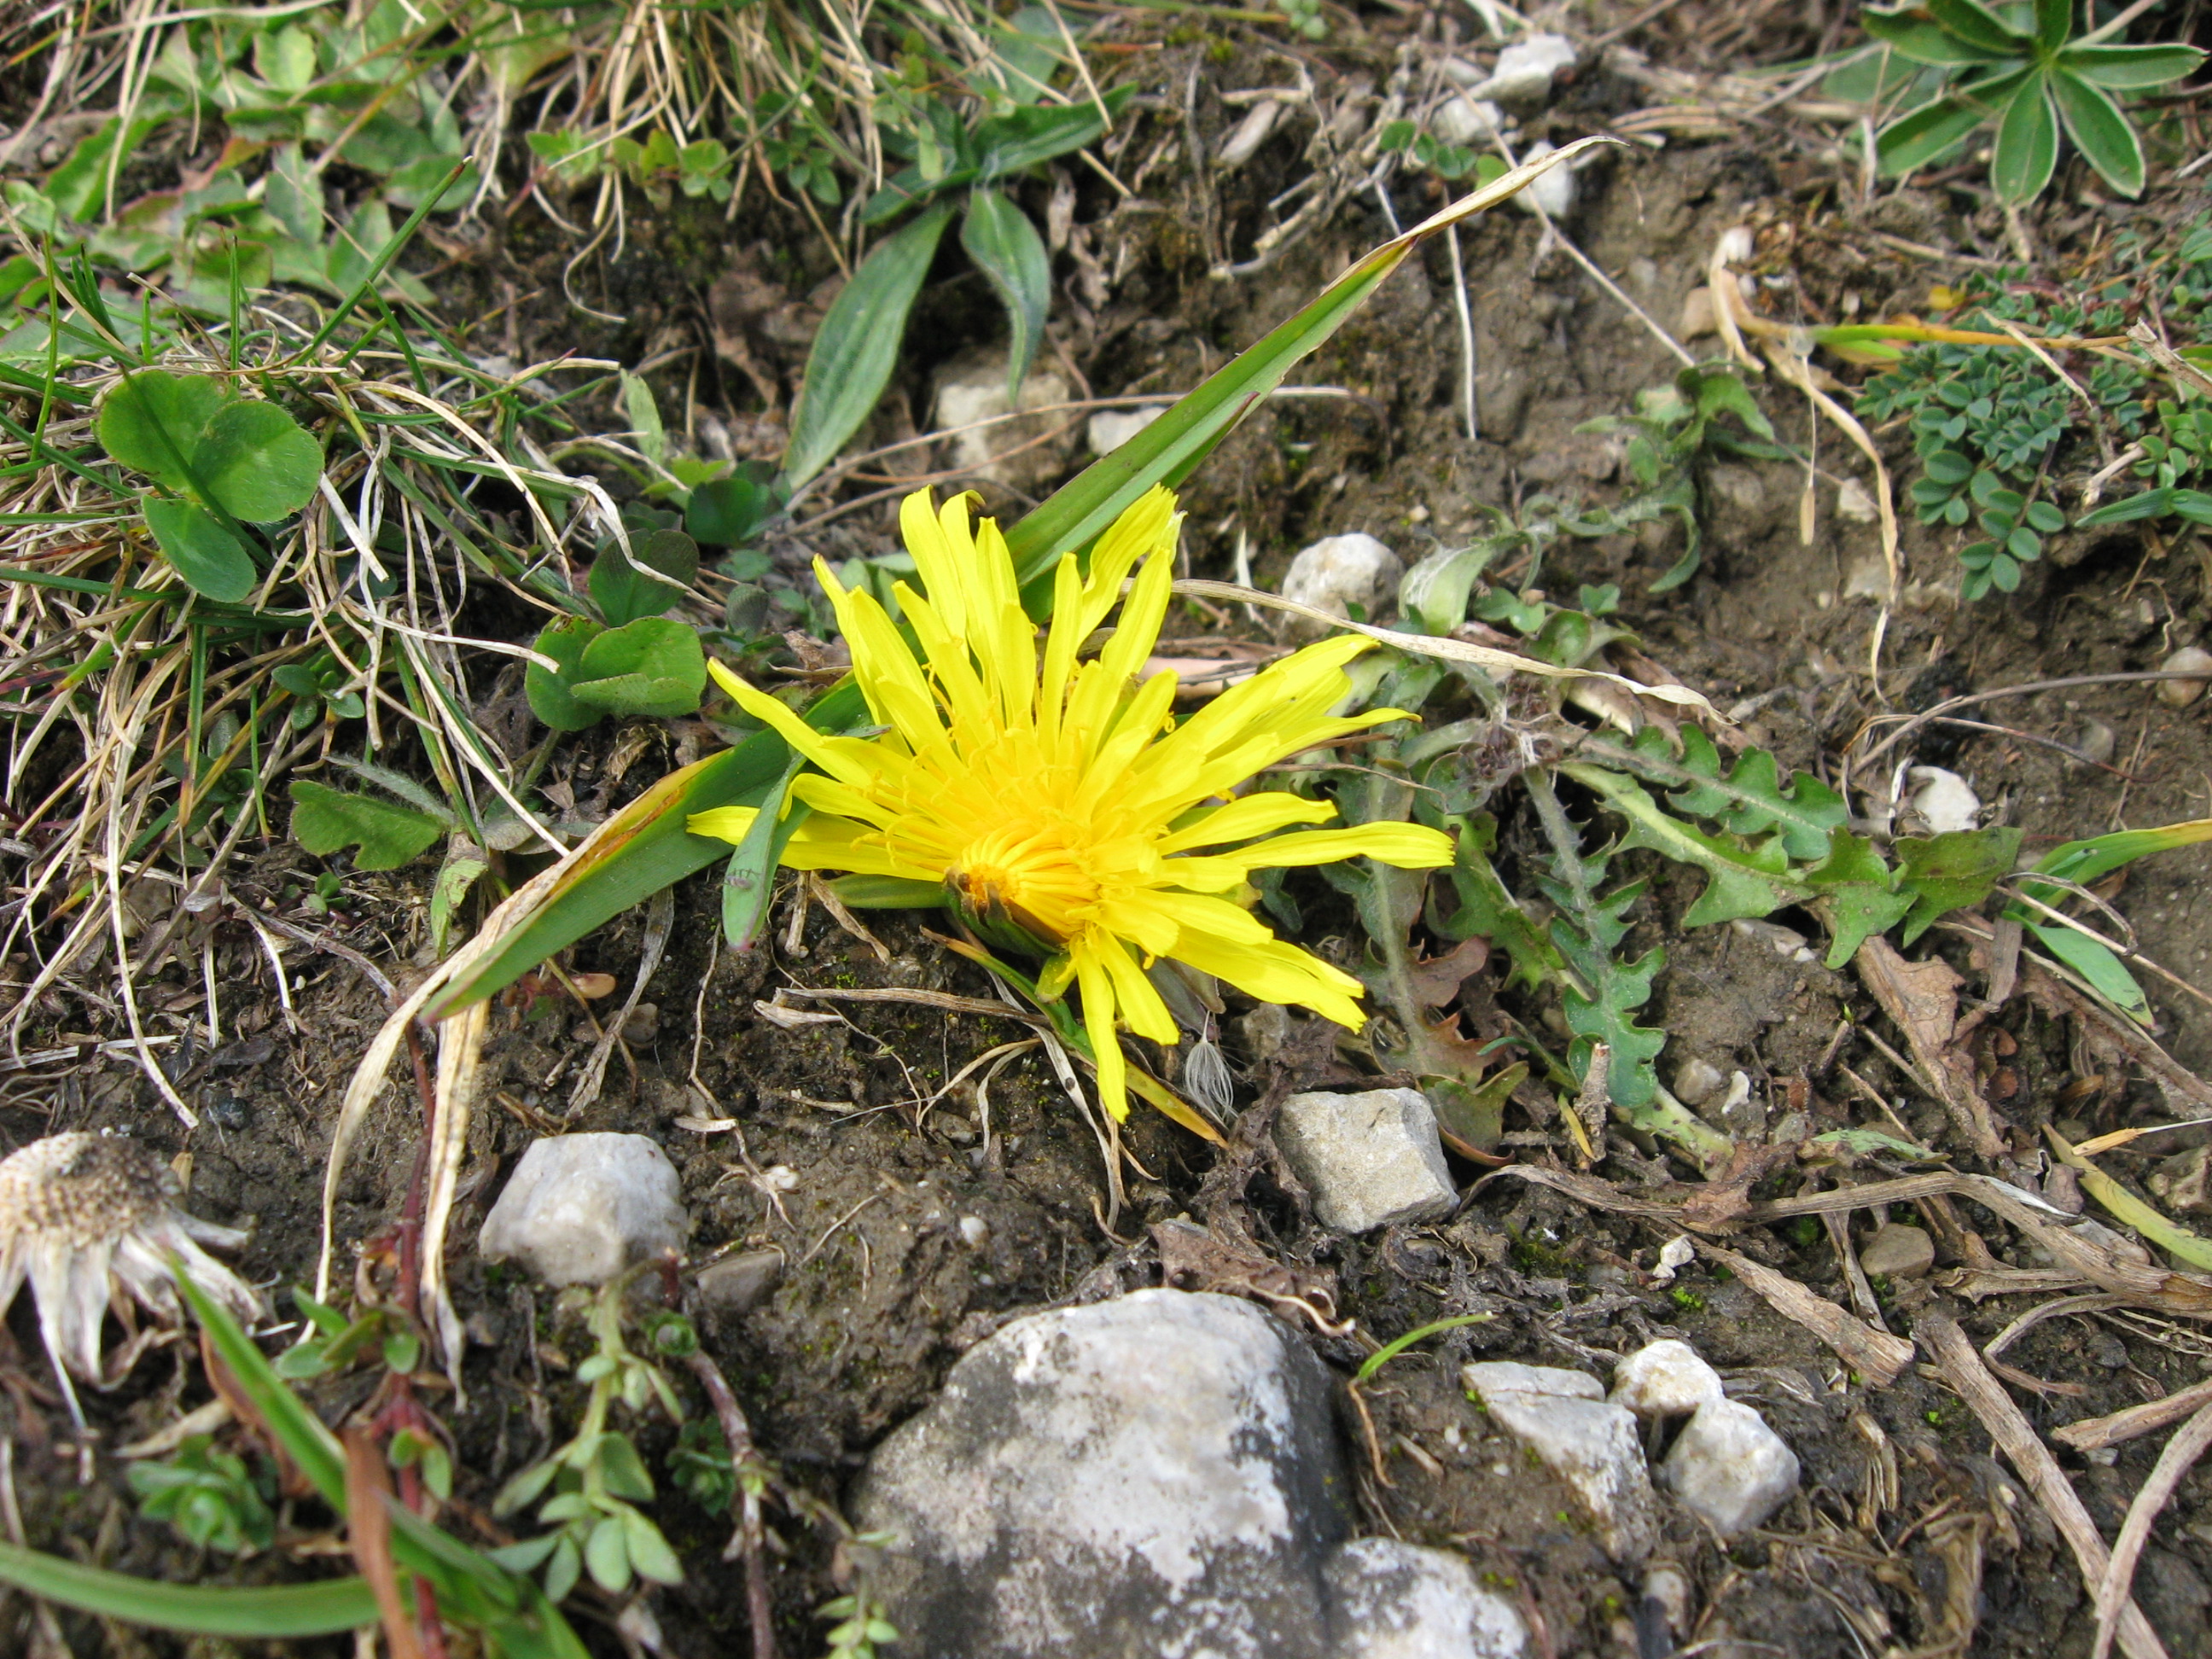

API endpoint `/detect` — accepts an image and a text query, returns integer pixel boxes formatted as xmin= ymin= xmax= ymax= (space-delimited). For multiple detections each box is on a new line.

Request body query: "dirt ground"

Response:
xmin=8 ymin=6 xmax=2212 ymax=1657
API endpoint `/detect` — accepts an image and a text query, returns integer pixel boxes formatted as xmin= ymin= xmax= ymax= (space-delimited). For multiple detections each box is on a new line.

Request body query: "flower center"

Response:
xmin=945 ymin=825 xmax=1095 ymax=954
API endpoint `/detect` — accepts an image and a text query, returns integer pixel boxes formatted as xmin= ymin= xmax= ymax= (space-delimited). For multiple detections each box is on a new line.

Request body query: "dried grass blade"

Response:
xmin=2093 ymin=1400 xmax=2212 ymax=1659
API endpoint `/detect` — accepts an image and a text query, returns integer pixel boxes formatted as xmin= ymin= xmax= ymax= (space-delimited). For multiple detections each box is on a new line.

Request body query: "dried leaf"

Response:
xmin=1854 ymin=935 xmax=2004 ymax=1157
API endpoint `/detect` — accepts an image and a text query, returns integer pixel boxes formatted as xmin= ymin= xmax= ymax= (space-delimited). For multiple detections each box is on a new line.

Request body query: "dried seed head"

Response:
xmin=0 ymin=1132 xmax=172 ymax=1247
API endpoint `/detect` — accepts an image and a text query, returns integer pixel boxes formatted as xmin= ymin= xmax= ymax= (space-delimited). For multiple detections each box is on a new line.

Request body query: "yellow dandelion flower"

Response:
xmin=690 ymin=486 xmax=1452 ymax=1122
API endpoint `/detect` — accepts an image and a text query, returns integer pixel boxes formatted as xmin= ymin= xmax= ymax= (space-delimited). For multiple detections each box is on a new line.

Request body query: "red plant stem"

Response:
xmin=684 ymin=1348 xmax=779 ymax=1659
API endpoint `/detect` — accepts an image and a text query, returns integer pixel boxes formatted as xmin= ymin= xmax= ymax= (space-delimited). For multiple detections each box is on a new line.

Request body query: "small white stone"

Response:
xmin=1642 ymin=1563 xmax=1693 ymax=1635
xmin=1472 ymin=33 xmax=1576 ymax=107
xmin=1610 ymin=1340 xmax=1724 ymax=1421
xmin=1280 ymin=533 xmax=1404 ymax=638
xmin=958 ymin=1215 xmax=991 ymax=1249
xmin=1513 ymin=139 xmax=1575 ymax=218
xmin=1432 ymin=96 xmax=1503 ymax=147
xmin=479 ymin=1133 xmax=688 ymax=1288
xmin=1662 ymin=1397 xmax=1800 ymax=1535
xmin=1086 ymin=405 xmax=1164 ymax=457
xmin=1858 ymin=1222 xmax=1935 ymax=1279
xmin=1324 ymin=1538 xmax=1529 ymax=1658
xmin=1462 ymin=1361 xmax=1604 ymax=1403
xmin=1906 ymin=765 xmax=1981 ymax=834
xmin=1835 ymin=478 xmax=1879 ymax=523
xmin=2074 ymin=718 xmax=2117 ymax=767
xmin=1276 ymin=1089 xmax=1455 ymax=1234
xmin=1479 ymin=1391 xmax=1659 ymax=1560
xmin=2157 ymin=645 xmax=2212 ymax=708
xmin=1671 ymin=1058 xmax=1726 ymax=1108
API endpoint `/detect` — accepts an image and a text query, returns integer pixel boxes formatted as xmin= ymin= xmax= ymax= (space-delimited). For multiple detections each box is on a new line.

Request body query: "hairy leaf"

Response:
xmin=1895 ymin=827 xmax=2023 ymax=941
xmin=1559 ymin=764 xmax=1806 ymax=927
xmin=288 ymin=781 xmax=444 ymax=870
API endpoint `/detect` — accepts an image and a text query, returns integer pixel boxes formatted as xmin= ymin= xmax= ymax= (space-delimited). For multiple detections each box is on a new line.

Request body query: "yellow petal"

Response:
xmin=687 ymin=806 xmax=760 ymax=843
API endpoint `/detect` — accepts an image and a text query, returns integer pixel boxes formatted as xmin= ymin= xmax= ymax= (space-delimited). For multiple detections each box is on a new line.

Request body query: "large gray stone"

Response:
xmin=1324 ymin=1539 xmax=1528 ymax=1659
xmin=1276 ymin=1090 xmax=1455 ymax=1235
xmin=478 ymin=1133 xmax=687 ymax=1287
xmin=856 ymin=1289 xmax=1353 ymax=1657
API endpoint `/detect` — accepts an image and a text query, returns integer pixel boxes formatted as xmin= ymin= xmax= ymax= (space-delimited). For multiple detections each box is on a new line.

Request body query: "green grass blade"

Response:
xmin=1002 ymin=137 xmax=1608 ymax=588
xmin=0 ymin=1545 xmax=379 ymax=1638
xmin=172 ymin=1266 xmax=346 ymax=1508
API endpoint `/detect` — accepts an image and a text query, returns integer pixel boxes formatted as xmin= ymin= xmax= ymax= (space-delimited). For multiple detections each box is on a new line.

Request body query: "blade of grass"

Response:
xmin=0 ymin=1544 xmax=381 ymax=1638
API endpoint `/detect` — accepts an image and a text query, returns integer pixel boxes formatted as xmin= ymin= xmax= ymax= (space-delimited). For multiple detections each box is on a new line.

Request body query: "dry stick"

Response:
xmin=2057 ymin=1376 xmax=2212 ymax=1453
xmin=1918 ymin=1311 xmax=2169 ymax=1659
xmin=1853 ymin=670 xmax=2212 ymax=771
xmin=683 ymin=1348 xmax=779 ymax=1659
xmin=2093 ymin=1400 xmax=2212 ymax=1659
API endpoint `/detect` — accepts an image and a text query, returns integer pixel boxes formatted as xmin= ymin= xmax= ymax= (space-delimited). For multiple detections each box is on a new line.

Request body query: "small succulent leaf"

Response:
xmin=2059 ymin=42 xmax=2207 ymax=87
xmin=287 ymin=781 xmax=443 ymax=870
xmin=2050 ymin=68 xmax=2144 ymax=195
xmin=1991 ymin=73 xmax=2059 ymax=201
xmin=594 ymin=1434 xmax=656 ymax=1502
xmin=144 ymin=498 xmax=258 ymax=602
xmin=619 ymin=1509 xmax=684 ymax=1586
xmin=194 ymin=399 xmax=323 ymax=522
xmin=584 ymin=1516 xmax=632 ymax=1594
xmin=961 ymin=187 xmax=1052 ymax=400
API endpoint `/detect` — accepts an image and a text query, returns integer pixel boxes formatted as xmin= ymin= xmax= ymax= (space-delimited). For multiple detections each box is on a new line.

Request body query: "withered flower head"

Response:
xmin=0 ymin=1132 xmax=264 ymax=1411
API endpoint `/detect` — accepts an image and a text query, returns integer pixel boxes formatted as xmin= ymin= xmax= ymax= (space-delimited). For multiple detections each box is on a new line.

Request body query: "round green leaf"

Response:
xmin=195 ymin=399 xmax=323 ymax=521
xmin=584 ymin=1516 xmax=632 ymax=1593
xmin=287 ymin=781 xmax=442 ymax=870
xmin=1924 ymin=448 xmax=1974 ymax=484
xmin=100 ymin=371 xmax=227 ymax=492
xmin=1958 ymin=539 xmax=1998 ymax=568
xmin=1990 ymin=550 xmax=2022 ymax=591
xmin=2008 ymin=526 xmax=2041 ymax=561
xmin=571 ymin=617 xmax=707 ymax=720
xmin=144 ymin=498 xmax=257 ymax=602
xmin=2024 ymin=500 xmax=2065 ymax=532
xmin=526 ymin=616 xmax=608 ymax=731
xmin=589 ymin=527 xmax=699 ymax=626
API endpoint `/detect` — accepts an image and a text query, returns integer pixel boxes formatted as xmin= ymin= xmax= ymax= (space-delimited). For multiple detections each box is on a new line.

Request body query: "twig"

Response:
xmin=1917 ymin=1311 xmax=2168 ymax=1659
xmin=2093 ymin=1400 xmax=2212 ymax=1659
xmin=684 ymin=1348 xmax=779 ymax=1659
xmin=2055 ymin=1375 xmax=2212 ymax=1453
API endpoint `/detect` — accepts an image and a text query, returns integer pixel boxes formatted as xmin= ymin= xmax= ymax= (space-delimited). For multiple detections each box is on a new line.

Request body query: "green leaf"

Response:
xmin=0 ymin=1544 xmax=380 ymax=1638
xmin=595 ymin=1434 xmax=656 ymax=1502
xmin=430 ymin=839 xmax=489 ymax=956
xmin=1559 ymin=764 xmax=1807 ymax=928
xmin=1802 ymin=830 xmax=1915 ymax=966
xmin=288 ymin=781 xmax=442 ymax=870
xmin=2025 ymin=817 xmax=2212 ymax=889
xmin=783 ymin=203 xmax=957 ymax=488
xmin=1927 ymin=0 xmax=2034 ymax=51
xmin=1992 ymin=73 xmax=2058 ymax=201
xmin=526 ymin=616 xmax=607 ymax=731
xmin=1894 ymin=826 xmax=2023 ymax=942
xmin=2025 ymin=918 xmax=2151 ymax=1022
xmin=1879 ymin=68 xmax=2034 ymax=172
xmin=1002 ymin=139 xmax=1607 ymax=590
xmin=1924 ymin=447 xmax=1974 ymax=484
xmin=1590 ymin=727 xmax=1848 ymax=861
xmin=590 ymin=527 xmax=698 ymax=626
xmin=2059 ymin=42 xmax=2207 ymax=87
xmin=1441 ymin=813 xmax=1559 ymax=994
xmin=1541 ymin=867 xmax=1668 ymax=1111
xmin=1399 ymin=541 xmax=1502 ymax=636
xmin=585 ymin=1516 xmax=632 ymax=1593
xmin=620 ymin=370 xmax=666 ymax=468
xmin=685 ymin=466 xmax=779 ymax=546
xmin=827 ymin=873 xmax=948 ymax=909
xmin=962 ymin=187 xmax=1052 ymax=400
xmin=620 ymin=1509 xmax=684 ymax=1586
xmin=972 ymin=90 xmax=1131 ymax=179
xmin=100 ymin=371 xmax=228 ymax=492
xmin=1862 ymin=6 xmax=2018 ymax=62
xmin=195 ymin=399 xmax=322 ymax=522
xmin=2051 ymin=68 xmax=2145 ymax=195
xmin=2030 ymin=0 xmax=2071 ymax=55
xmin=144 ymin=498 xmax=256 ymax=602
xmin=569 ymin=616 xmax=707 ymax=719
xmin=2075 ymin=486 xmax=2173 ymax=526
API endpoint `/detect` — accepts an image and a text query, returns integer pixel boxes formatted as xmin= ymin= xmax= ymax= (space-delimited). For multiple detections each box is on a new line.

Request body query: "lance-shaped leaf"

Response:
xmin=2060 ymin=42 xmax=2206 ymax=88
xmin=1992 ymin=72 xmax=2058 ymax=201
xmin=1559 ymin=763 xmax=1809 ymax=927
xmin=2050 ymin=67 xmax=2144 ymax=195
xmin=962 ymin=187 xmax=1051 ymax=399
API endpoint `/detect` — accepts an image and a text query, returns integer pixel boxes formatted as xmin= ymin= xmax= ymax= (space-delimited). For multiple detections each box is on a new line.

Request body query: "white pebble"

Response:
xmin=1610 ymin=1340 xmax=1724 ymax=1421
xmin=2157 ymin=646 xmax=2212 ymax=708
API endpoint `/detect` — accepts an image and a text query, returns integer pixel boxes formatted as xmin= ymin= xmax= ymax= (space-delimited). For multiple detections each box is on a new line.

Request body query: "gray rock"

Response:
xmin=1275 ymin=1090 xmax=1455 ymax=1234
xmin=1461 ymin=1362 xmax=1603 ymax=1403
xmin=1512 ymin=139 xmax=1575 ymax=218
xmin=931 ymin=349 xmax=1074 ymax=490
xmin=1324 ymin=1539 xmax=1528 ymax=1659
xmin=1431 ymin=96 xmax=1502 ymax=147
xmin=479 ymin=1133 xmax=687 ymax=1287
xmin=1280 ymin=534 xmax=1403 ymax=639
xmin=1466 ymin=1378 xmax=1657 ymax=1560
xmin=1858 ymin=1223 xmax=1935 ymax=1279
xmin=696 ymin=1249 xmax=783 ymax=1317
xmin=855 ymin=1289 xmax=1353 ymax=1657
xmin=1610 ymin=1340 xmax=1723 ymax=1421
xmin=1662 ymin=1398 xmax=1799 ymax=1535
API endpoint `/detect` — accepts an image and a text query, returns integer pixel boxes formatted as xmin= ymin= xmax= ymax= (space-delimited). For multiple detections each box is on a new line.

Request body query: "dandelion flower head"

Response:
xmin=692 ymin=487 xmax=1452 ymax=1121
